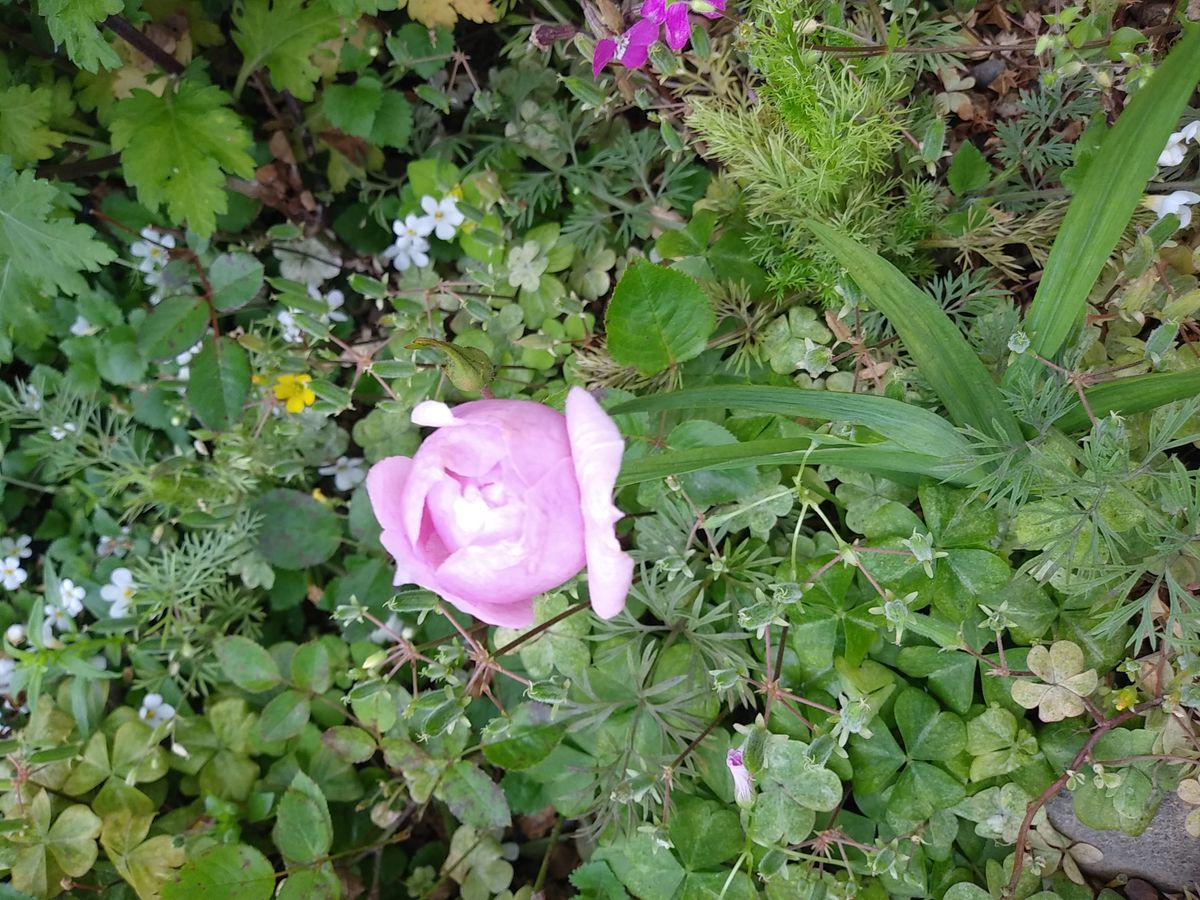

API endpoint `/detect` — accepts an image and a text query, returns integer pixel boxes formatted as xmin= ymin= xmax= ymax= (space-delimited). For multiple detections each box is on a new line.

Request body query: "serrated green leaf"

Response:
xmin=252 ymin=489 xmax=342 ymax=569
xmin=214 ymin=635 xmax=283 ymax=692
xmin=254 ymin=690 xmax=310 ymax=742
xmin=232 ymin=0 xmax=342 ymax=101
xmin=163 ymin=843 xmax=275 ymax=900
xmin=110 ymin=78 xmax=256 ymax=237
xmin=140 ymin=297 xmax=210 ymax=361
xmin=438 ymin=761 xmax=511 ymax=830
xmin=946 ymin=141 xmax=990 ymax=195
xmin=0 ymin=85 xmax=65 ymax=166
xmin=274 ymin=771 xmax=332 ymax=864
xmin=35 ymin=0 xmax=122 ymax=71
xmin=210 ymin=253 xmax=264 ymax=310
xmin=605 ymin=259 xmax=714 ymax=375
xmin=371 ymin=92 xmax=413 ymax=149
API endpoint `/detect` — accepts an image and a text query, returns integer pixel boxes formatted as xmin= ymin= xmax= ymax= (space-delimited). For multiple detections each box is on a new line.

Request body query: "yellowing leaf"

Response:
xmin=110 ymin=76 xmax=255 ymax=237
xmin=403 ymin=0 xmax=498 ymax=27
xmin=0 ymin=84 xmax=66 ymax=166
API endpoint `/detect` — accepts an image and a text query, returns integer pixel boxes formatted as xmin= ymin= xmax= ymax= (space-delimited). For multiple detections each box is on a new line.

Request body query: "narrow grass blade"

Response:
xmin=1053 ymin=369 xmax=1200 ymax=433
xmin=807 ymin=221 xmax=1023 ymax=444
xmin=1005 ymin=25 xmax=1200 ymax=385
xmin=612 ymin=385 xmax=972 ymax=458
xmin=616 ymin=438 xmax=969 ymax=488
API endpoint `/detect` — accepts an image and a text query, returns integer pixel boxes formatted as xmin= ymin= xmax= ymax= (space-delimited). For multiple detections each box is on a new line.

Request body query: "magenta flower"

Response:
xmin=641 ymin=0 xmax=726 ymax=51
xmin=366 ymin=388 xmax=634 ymax=628
xmin=593 ymin=18 xmax=660 ymax=77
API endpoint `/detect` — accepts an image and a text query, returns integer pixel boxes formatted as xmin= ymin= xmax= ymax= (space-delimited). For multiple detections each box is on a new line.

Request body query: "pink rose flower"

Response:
xmin=366 ymin=387 xmax=634 ymax=628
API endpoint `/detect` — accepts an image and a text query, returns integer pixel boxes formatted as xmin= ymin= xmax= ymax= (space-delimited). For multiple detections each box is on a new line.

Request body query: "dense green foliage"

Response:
xmin=2 ymin=0 xmax=1200 ymax=898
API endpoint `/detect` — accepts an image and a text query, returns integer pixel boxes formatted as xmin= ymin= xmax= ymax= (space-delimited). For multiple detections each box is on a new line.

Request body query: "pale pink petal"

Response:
xmin=565 ymin=387 xmax=633 ymax=619
xmin=641 ymin=0 xmax=667 ymax=22
xmin=366 ymin=456 xmax=414 ymax=534
xmin=411 ymin=400 xmax=460 ymax=428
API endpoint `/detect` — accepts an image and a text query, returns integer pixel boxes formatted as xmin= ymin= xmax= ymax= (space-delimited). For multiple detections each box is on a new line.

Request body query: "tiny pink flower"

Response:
xmin=593 ymin=18 xmax=660 ymax=76
xmin=366 ymin=388 xmax=634 ymax=628
xmin=727 ymin=748 xmax=754 ymax=806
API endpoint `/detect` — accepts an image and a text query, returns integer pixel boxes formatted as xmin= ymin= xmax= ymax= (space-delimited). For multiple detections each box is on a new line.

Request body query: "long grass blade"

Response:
xmin=807 ymin=221 xmax=1023 ymax=444
xmin=1053 ymin=369 xmax=1200 ymax=433
xmin=1005 ymin=25 xmax=1200 ymax=385
xmin=612 ymin=385 xmax=972 ymax=458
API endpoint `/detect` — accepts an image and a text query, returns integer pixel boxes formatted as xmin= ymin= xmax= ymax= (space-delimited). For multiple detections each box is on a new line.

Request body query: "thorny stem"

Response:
xmin=1004 ymin=698 xmax=1163 ymax=897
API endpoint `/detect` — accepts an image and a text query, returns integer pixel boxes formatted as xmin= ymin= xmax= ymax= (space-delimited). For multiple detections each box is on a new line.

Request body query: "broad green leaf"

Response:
xmin=594 ymin=831 xmax=685 ymax=900
xmin=35 ymin=0 xmax=122 ymax=71
xmin=252 ymin=489 xmax=342 ymax=569
xmin=614 ymin=385 xmax=973 ymax=461
xmin=682 ymin=870 xmax=759 ymax=900
xmin=807 ymin=220 xmax=1022 ymax=444
xmin=386 ymin=23 xmax=454 ymax=78
xmin=140 ymin=297 xmax=210 ymax=361
xmin=888 ymin=760 xmax=966 ymax=826
xmin=1054 ymin=368 xmax=1200 ymax=432
xmin=232 ymin=0 xmax=342 ymax=100
xmin=254 ymin=690 xmax=311 ymax=742
xmin=110 ymin=78 xmax=256 ymax=237
xmin=750 ymin=790 xmax=816 ymax=846
xmin=111 ymin=834 xmax=185 ymax=899
xmin=214 ymin=635 xmax=283 ymax=692
xmin=946 ymin=141 xmax=991 ymax=195
xmin=668 ymin=797 xmax=743 ymax=869
xmin=895 ymin=647 xmax=976 ymax=714
xmin=321 ymin=726 xmax=376 ymax=763
xmin=1007 ymin=25 xmax=1200 ymax=383
xmin=46 ymin=804 xmax=102 ymax=876
xmin=273 ymin=771 xmax=333 ymax=864
xmin=895 ymin=688 xmax=966 ymax=760
xmin=605 ymin=259 xmax=714 ymax=375
xmin=290 ymin=641 xmax=332 ymax=694
xmin=95 ymin=325 xmax=148 ymax=386
xmin=278 ymin=864 xmax=340 ymax=899
xmin=210 ymin=253 xmax=264 ymax=311
xmin=481 ymin=702 xmax=565 ymax=771
xmin=163 ymin=843 xmax=275 ymax=900
xmin=438 ymin=761 xmax=511 ymax=830
xmin=187 ymin=336 xmax=250 ymax=430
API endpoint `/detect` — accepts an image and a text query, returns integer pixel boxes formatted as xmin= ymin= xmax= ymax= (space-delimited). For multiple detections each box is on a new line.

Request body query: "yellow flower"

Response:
xmin=274 ymin=373 xmax=316 ymax=413
xmin=311 ymin=488 xmax=328 ymax=503
xmin=1113 ymin=685 xmax=1138 ymax=711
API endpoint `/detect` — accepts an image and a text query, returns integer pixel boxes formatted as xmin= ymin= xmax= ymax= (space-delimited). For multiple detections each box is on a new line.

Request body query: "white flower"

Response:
xmin=275 ymin=236 xmax=342 ymax=285
xmin=148 ymin=285 xmax=165 ymax=306
xmin=130 ymin=227 xmax=175 ymax=273
xmin=45 ymin=603 xmax=73 ymax=633
xmin=49 ymin=422 xmax=77 ymax=441
xmin=170 ymin=741 xmax=190 ymax=759
xmin=100 ymin=567 xmax=136 ymax=618
xmin=138 ymin=693 xmax=175 ymax=729
xmin=1146 ymin=190 xmax=1200 ymax=230
xmin=5 ymin=624 xmax=26 ymax=646
xmin=383 ymin=236 xmax=431 ymax=272
xmin=416 ymin=195 xmax=465 ymax=241
xmin=21 ymin=384 xmax=41 ymax=411
xmin=392 ymin=212 xmax=433 ymax=243
xmin=369 ymin=613 xmax=405 ymax=645
xmin=726 ymin=748 xmax=754 ymax=806
xmin=0 ymin=557 xmax=27 ymax=591
xmin=0 ymin=535 xmax=32 ymax=560
xmin=59 ymin=579 xmax=85 ymax=616
xmin=1158 ymin=121 xmax=1200 ymax=167
xmin=70 ymin=316 xmax=92 ymax=337
xmin=0 ymin=658 xmax=15 ymax=694
xmin=318 ymin=456 xmax=366 ymax=492
xmin=175 ymin=341 xmax=202 ymax=367
xmin=277 ymin=309 xmax=304 ymax=344
xmin=305 ymin=285 xmax=349 ymax=323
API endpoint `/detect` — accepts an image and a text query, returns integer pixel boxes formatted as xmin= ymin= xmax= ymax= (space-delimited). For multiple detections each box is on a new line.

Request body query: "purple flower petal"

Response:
xmin=593 ymin=38 xmax=617 ymax=77
xmin=664 ymin=2 xmax=691 ymax=50
xmin=640 ymin=0 xmax=667 ymax=23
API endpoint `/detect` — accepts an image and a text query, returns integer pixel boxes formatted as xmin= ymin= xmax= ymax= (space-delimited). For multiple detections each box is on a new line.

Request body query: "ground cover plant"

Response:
xmin=2 ymin=0 xmax=1200 ymax=897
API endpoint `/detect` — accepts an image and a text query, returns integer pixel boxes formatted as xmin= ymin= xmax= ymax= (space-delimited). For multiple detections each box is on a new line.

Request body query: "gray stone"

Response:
xmin=1045 ymin=790 xmax=1200 ymax=891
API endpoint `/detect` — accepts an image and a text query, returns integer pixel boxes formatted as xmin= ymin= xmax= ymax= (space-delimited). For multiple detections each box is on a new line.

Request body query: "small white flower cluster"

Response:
xmin=174 ymin=341 xmax=203 ymax=381
xmin=130 ymin=226 xmax=176 ymax=306
xmin=101 ymin=567 xmax=137 ymax=618
xmin=1158 ymin=121 xmax=1200 ymax=168
xmin=43 ymin=578 xmax=86 ymax=640
xmin=383 ymin=195 xmax=465 ymax=272
xmin=1149 ymin=122 xmax=1200 ymax=231
xmin=318 ymin=456 xmax=366 ymax=492
xmin=278 ymin=286 xmax=349 ymax=344
xmin=0 ymin=535 xmax=31 ymax=593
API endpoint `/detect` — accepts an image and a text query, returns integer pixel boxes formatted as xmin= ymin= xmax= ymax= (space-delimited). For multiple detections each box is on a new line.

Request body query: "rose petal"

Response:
xmin=366 ymin=456 xmax=414 ymax=534
xmin=565 ymin=387 xmax=633 ymax=619
xmin=411 ymin=400 xmax=460 ymax=428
